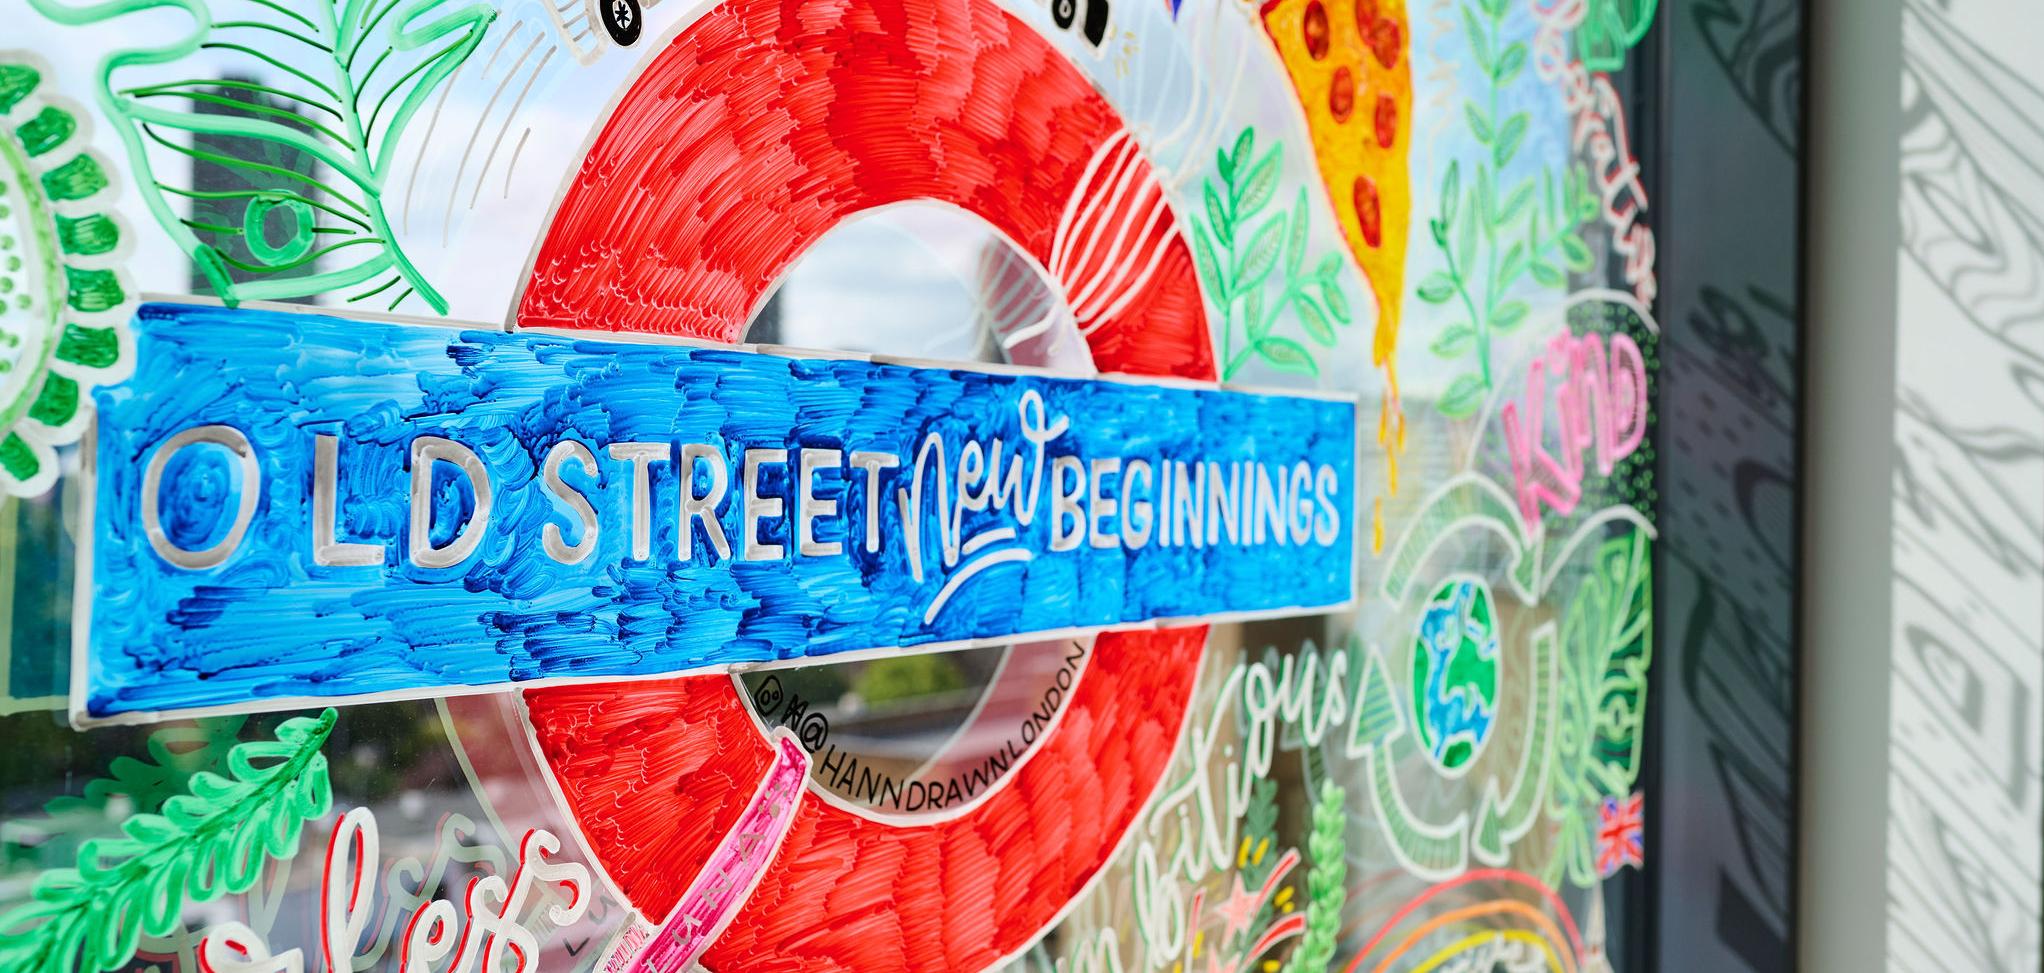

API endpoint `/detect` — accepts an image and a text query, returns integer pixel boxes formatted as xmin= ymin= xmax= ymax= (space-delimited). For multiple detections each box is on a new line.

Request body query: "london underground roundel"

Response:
xmin=518 ymin=0 xmax=1215 ymax=967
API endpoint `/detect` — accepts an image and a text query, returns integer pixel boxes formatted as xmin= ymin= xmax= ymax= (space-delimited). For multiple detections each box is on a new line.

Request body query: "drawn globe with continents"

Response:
xmin=1409 ymin=576 xmax=1502 ymax=772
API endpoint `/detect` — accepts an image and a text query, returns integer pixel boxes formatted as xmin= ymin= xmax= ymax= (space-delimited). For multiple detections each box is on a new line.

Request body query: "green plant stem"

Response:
xmin=1475 ymin=3 xmax=1505 ymax=389
xmin=1225 ymin=274 xmax=1313 ymax=379
xmin=1440 ymin=232 xmax=1490 ymax=389
xmin=1220 ymin=283 xmax=1237 ymax=376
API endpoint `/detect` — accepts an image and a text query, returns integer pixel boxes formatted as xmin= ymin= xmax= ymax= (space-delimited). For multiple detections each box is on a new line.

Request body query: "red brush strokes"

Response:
xmin=1244 ymin=912 xmax=1309 ymax=967
xmin=516 ymin=0 xmax=1211 ymax=382
xmin=522 ymin=0 xmax=1216 ymax=968
xmin=528 ymin=628 xmax=1203 ymax=971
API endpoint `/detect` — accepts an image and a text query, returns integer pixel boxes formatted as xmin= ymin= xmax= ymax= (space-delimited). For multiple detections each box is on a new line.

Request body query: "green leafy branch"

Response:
xmin=1545 ymin=531 xmax=1652 ymax=888
xmin=42 ymin=718 xmax=249 ymax=819
xmin=5 ymin=717 xmax=251 ymax=873
xmin=26 ymin=0 xmax=497 ymax=312
xmin=1279 ymin=780 xmax=1348 ymax=973
xmin=1190 ymin=128 xmax=1356 ymax=381
xmin=0 ymin=709 xmax=337 ymax=973
xmin=1228 ymin=776 xmax=1281 ymax=958
xmin=1415 ymin=0 xmax=1600 ymax=417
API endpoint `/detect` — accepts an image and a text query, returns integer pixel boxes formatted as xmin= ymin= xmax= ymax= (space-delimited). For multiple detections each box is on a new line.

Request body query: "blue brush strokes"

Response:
xmin=85 ymin=303 xmax=1358 ymax=718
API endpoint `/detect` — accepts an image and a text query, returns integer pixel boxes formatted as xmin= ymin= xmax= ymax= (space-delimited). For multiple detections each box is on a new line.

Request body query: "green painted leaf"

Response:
xmin=1203 ymin=181 xmax=1230 ymax=248
xmin=1530 ymin=259 xmax=1566 ymax=287
xmin=1320 ymin=279 xmax=1351 ymax=323
xmin=1416 ymin=271 xmax=1456 ymax=303
xmin=1236 ymin=145 xmax=1282 ymax=218
xmin=1254 ymin=336 xmax=1316 ymax=375
xmin=1493 ymin=299 xmax=1530 ymax=331
xmin=1475 ymin=163 xmax=1497 ymax=238
xmin=1562 ymin=232 xmax=1596 ymax=270
xmin=1231 ymin=128 xmax=1255 ymax=177
xmin=1283 ymin=187 xmax=1308 ymax=275
xmin=1497 ymin=241 xmax=1527 ymax=288
xmin=1465 ymin=103 xmax=1493 ymax=144
xmin=1462 ymin=4 xmax=1492 ymax=74
xmin=1429 ymin=322 xmax=1475 ymax=357
xmin=1495 ymin=41 xmax=1528 ymax=83
xmin=1314 ymin=252 xmax=1342 ymax=282
xmin=0 ymin=710 xmax=336 ymax=973
xmin=1494 ymin=113 xmax=1530 ymax=168
xmin=1437 ymin=373 xmax=1487 ymax=417
xmin=1235 ymin=216 xmax=1286 ymax=292
xmin=1244 ymin=288 xmax=1268 ymax=342
xmin=1190 ymin=223 xmax=1224 ymax=300
xmin=1440 ymin=160 xmax=1462 ymax=225
xmin=1455 ymin=199 xmax=1480 ymax=276
xmin=1293 ymin=295 xmax=1335 ymax=346
xmin=33 ymin=0 xmax=499 ymax=313
xmin=1500 ymin=178 xmax=1536 ymax=224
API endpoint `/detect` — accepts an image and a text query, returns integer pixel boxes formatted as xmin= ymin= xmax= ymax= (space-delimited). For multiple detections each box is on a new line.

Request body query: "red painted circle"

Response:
xmin=517 ymin=0 xmax=1215 ymax=969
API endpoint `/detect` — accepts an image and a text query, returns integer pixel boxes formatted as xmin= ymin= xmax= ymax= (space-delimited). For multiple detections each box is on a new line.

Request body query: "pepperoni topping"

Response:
xmin=1374 ymin=93 xmax=1398 ymax=148
xmin=1328 ymin=67 xmax=1355 ymax=123
xmin=1302 ymin=0 xmax=1330 ymax=59
xmin=1353 ymin=175 xmax=1382 ymax=248
xmin=1355 ymin=0 xmax=1378 ymax=35
xmin=1370 ymin=16 xmax=1401 ymax=69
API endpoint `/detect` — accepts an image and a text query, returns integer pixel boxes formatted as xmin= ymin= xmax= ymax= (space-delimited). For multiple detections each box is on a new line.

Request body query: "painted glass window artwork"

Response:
xmin=0 ymin=0 xmax=1664 ymax=968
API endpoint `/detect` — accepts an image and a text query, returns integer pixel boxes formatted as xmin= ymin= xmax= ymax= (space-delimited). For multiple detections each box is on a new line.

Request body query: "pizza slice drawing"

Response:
xmin=1259 ymin=0 xmax=1413 ymax=543
xmin=1260 ymin=0 xmax=1413 ymax=365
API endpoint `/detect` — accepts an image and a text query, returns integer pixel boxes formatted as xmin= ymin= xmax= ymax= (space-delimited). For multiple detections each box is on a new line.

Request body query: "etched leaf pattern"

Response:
xmin=26 ymin=0 xmax=496 ymax=311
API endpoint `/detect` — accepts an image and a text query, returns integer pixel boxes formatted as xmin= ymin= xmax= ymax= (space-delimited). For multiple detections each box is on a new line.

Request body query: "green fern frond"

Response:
xmin=26 ymin=0 xmax=497 ymax=312
xmin=42 ymin=717 xmax=249 ymax=818
xmin=0 ymin=709 xmax=337 ymax=973
xmin=1280 ymin=780 xmax=1348 ymax=973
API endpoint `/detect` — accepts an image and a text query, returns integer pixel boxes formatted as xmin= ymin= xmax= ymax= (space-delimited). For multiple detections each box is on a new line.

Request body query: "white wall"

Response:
xmin=1805 ymin=0 xmax=2044 ymax=969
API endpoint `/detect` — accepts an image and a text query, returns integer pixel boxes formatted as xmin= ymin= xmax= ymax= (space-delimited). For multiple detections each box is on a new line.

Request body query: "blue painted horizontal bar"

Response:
xmin=82 ymin=303 xmax=1358 ymax=719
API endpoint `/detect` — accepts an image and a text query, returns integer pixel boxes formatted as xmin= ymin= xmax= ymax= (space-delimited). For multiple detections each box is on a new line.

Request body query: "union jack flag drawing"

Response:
xmin=1595 ymin=792 xmax=1646 ymax=877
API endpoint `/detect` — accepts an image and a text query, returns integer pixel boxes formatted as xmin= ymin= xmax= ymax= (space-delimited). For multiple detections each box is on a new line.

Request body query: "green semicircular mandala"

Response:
xmin=0 ymin=51 xmax=134 ymax=497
